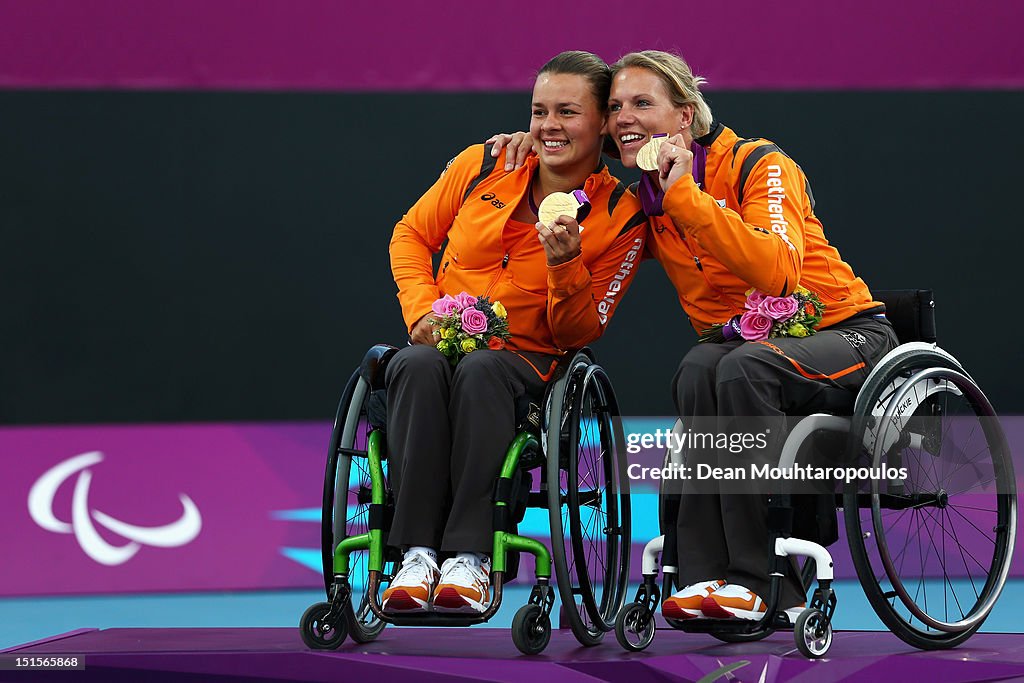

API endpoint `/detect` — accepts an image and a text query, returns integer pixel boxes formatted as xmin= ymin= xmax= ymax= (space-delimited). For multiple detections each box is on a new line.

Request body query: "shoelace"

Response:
xmin=394 ymin=551 xmax=439 ymax=585
xmin=439 ymin=556 xmax=488 ymax=588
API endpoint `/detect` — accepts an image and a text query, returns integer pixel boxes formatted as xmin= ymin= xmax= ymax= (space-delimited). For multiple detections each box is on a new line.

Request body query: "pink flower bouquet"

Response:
xmin=430 ymin=292 xmax=511 ymax=365
xmin=699 ymin=287 xmax=825 ymax=343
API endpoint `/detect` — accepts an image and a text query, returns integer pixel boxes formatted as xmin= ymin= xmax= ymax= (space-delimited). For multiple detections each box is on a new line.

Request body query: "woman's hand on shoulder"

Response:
xmin=487 ymin=131 xmax=534 ymax=171
xmin=536 ymin=215 xmax=582 ymax=266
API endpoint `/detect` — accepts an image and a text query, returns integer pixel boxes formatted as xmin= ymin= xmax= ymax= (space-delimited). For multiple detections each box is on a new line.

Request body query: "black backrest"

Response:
xmin=874 ymin=289 xmax=936 ymax=344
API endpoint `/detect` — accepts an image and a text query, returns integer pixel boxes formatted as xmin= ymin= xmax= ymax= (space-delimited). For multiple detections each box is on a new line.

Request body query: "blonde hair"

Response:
xmin=611 ymin=51 xmax=713 ymax=138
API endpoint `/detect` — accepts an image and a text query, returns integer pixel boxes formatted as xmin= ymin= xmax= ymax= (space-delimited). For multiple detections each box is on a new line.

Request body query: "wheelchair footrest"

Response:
xmin=383 ymin=614 xmax=492 ymax=627
xmin=674 ymin=614 xmax=793 ymax=634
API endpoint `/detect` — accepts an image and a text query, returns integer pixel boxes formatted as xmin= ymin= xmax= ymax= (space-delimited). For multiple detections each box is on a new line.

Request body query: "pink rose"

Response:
xmin=739 ymin=310 xmax=773 ymax=341
xmin=431 ymin=294 xmax=459 ymax=317
xmin=453 ymin=292 xmax=478 ymax=312
xmin=759 ymin=296 xmax=799 ymax=321
xmin=461 ymin=307 xmax=488 ymax=335
xmin=745 ymin=290 xmax=768 ymax=310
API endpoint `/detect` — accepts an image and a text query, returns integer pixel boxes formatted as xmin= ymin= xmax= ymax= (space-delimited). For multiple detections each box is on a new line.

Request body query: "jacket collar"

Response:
xmin=694 ymin=120 xmax=724 ymax=147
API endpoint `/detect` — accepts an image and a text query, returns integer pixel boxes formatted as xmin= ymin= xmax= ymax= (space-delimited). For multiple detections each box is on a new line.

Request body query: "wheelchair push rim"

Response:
xmin=324 ymin=370 xmax=392 ymax=642
xmin=845 ymin=349 xmax=1016 ymax=647
xmin=546 ymin=352 xmax=631 ymax=643
xmin=870 ymin=366 xmax=1015 ymax=633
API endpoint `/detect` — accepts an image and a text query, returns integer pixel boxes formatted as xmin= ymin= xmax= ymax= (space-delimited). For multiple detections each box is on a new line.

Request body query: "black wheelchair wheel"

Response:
xmin=546 ymin=352 xmax=631 ymax=647
xmin=323 ymin=370 xmax=392 ymax=643
xmin=299 ymin=601 xmax=348 ymax=650
xmin=794 ymin=608 xmax=832 ymax=658
xmin=844 ymin=348 xmax=1016 ymax=650
xmin=512 ymin=604 xmax=552 ymax=655
xmin=614 ymin=602 xmax=655 ymax=652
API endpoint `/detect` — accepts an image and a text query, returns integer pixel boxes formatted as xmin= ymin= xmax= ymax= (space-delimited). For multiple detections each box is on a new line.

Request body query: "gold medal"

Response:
xmin=636 ymin=133 xmax=668 ymax=171
xmin=538 ymin=189 xmax=591 ymax=229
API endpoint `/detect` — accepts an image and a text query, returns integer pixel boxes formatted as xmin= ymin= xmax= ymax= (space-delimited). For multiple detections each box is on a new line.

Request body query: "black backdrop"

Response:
xmin=2 ymin=90 xmax=1022 ymax=423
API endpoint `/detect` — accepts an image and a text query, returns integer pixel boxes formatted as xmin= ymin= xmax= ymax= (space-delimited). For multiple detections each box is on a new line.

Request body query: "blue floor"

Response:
xmin=3 ymin=579 xmax=1021 ymax=652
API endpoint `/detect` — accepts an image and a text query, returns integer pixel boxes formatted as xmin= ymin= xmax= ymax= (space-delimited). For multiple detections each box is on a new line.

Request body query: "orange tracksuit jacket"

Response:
xmin=391 ymin=144 xmax=648 ymax=356
xmin=648 ymin=123 xmax=880 ymax=334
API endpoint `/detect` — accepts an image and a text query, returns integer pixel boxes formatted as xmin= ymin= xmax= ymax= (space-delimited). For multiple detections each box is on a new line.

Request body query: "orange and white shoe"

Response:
xmin=662 ymin=579 xmax=726 ymax=619
xmin=432 ymin=554 xmax=491 ymax=614
xmin=381 ymin=548 xmax=440 ymax=613
xmin=701 ymin=583 xmax=804 ymax=621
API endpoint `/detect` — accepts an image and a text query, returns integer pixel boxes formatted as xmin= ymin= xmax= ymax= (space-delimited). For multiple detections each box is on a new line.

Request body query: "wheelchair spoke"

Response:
xmin=949 ymin=525 xmax=982 ymax=603
xmin=918 ymin=506 xmax=950 ymax=622
xmin=937 ymin=507 xmax=974 ymax=610
xmin=946 ymin=479 xmax=998 ymax=499
xmin=937 ymin=524 xmax=995 ymax=581
xmin=904 ymin=390 xmax=940 ymax=493
xmin=886 ymin=510 xmax=917 ymax=574
xmin=941 ymin=503 xmax=949 ymax=622
xmin=912 ymin=510 xmax=928 ymax=621
xmin=925 ymin=505 xmax=987 ymax=590
xmin=945 ymin=501 xmax=999 ymax=544
xmin=944 ymin=507 xmax=977 ymax=610
xmin=939 ymin=444 xmax=994 ymax=494
xmin=911 ymin=431 xmax=941 ymax=494
xmin=950 ymin=504 xmax=997 ymax=513
xmin=582 ymin=509 xmax=607 ymax=574
xmin=931 ymin=402 xmax=990 ymax=492
xmin=941 ymin=507 xmax=967 ymax=620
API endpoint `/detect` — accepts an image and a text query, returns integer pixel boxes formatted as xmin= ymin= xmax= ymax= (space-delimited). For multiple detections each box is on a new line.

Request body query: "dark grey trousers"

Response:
xmin=384 ymin=345 xmax=555 ymax=553
xmin=672 ymin=314 xmax=898 ymax=608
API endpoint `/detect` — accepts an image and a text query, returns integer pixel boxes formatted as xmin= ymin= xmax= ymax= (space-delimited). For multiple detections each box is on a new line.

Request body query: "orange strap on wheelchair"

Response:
xmin=785 ymin=356 xmax=865 ymax=382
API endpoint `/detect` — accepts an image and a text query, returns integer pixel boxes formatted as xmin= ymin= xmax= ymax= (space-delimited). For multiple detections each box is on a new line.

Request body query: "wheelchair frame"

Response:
xmin=300 ymin=346 xmax=631 ymax=655
xmin=615 ymin=290 xmax=1017 ymax=658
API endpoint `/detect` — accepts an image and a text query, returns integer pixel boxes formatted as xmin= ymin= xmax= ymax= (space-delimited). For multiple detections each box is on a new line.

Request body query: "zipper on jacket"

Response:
xmin=683 ymin=237 xmax=730 ymax=303
xmin=484 ymin=252 xmax=511 ymax=298
xmin=442 ymin=260 xmax=450 ymax=273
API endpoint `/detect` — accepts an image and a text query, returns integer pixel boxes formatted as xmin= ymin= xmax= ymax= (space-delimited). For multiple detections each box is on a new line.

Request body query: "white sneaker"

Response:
xmin=432 ymin=554 xmax=491 ymax=614
xmin=662 ymin=579 xmax=726 ymax=619
xmin=381 ymin=548 xmax=440 ymax=612
xmin=701 ymin=583 xmax=804 ymax=622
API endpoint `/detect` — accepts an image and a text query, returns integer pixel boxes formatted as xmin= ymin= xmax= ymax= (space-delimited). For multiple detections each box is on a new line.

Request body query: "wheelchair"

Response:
xmin=299 ymin=345 xmax=631 ymax=655
xmin=615 ymin=290 xmax=1017 ymax=658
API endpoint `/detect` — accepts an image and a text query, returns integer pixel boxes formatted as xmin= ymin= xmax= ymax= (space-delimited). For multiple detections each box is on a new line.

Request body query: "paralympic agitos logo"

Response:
xmin=27 ymin=451 xmax=202 ymax=566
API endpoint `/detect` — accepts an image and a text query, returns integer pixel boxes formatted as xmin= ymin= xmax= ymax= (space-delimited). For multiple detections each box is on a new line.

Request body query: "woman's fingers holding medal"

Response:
xmin=536 ymin=214 xmax=582 ymax=266
xmin=657 ymin=133 xmax=693 ymax=192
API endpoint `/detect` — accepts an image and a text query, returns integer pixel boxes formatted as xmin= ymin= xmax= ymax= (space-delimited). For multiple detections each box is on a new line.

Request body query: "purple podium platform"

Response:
xmin=4 ymin=627 xmax=1024 ymax=682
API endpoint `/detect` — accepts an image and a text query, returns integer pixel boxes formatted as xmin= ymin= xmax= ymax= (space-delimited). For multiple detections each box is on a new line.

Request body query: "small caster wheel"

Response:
xmin=300 ymin=601 xmax=348 ymax=650
xmin=512 ymin=604 xmax=551 ymax=655
xmin=615 ymin=602 xmax=655 ymax=652
xmin=794 ymin=608 xmax=832 ymax=658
